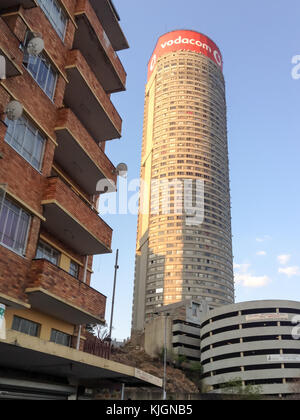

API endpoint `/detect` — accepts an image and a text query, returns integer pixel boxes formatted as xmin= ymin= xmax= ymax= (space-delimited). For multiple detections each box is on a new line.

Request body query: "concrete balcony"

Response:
xmin=26 ymin=259 xmax=106 ymax=324
xmin=0 ymin=0 xmax=35 ymax=9
xmin=42 ymin=177 xmax=112 ymax=255
xmin=89 ymin=0 xmax=129 ymax=51
xmin=172 ymin=322 xmax=200 ymax=337
xmin=172 ymin=335 xmax=200 ymax=349
xmin=173 ymin=346 xmax=201 ymax=360
xmin=0 ymin=330 xmax=162 ymax=391
xmin=0 ymin=293 xmax=28 ymax=309
xmin=74 ymin=0 xmax=126 ymax=93
xmin=55 ymin=109 xmax=117 ymax=195
xmin=64 ymin=49 xmax=122 ymax=142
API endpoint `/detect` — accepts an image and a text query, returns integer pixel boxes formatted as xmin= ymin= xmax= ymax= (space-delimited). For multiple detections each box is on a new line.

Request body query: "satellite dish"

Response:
xmin=116 ymin=163 xmax=128 ymax=178
xmin=5 ymin=101 xmax=23 ymax=121
xmin=27 ymin=36 xmax=44 ymax=56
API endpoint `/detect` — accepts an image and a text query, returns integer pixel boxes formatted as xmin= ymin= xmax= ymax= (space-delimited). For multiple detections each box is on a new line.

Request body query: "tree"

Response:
xmin=289 ymin=379 xmax=300 ymax=399
xmin=182 ymin=361 xmax=205 ymax=392
xmin=157 ymin=347 xmax=176 ymax=365
xmin=220 ymin=377 xmax=263 ymax=400
xmin=86 ymin=323 xmax=110 ymax=340
xmin=174 ymin=354 xmax=187 ymax=368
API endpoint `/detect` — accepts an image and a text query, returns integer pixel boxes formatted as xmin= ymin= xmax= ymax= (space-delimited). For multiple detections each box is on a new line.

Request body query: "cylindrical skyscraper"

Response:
xmin=132 ymin=30 xmax=234 ymax=333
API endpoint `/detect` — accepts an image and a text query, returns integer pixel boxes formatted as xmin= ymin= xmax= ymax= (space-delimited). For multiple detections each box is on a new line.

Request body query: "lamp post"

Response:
xmin=109 ymin=249 xmax=119 ymax=340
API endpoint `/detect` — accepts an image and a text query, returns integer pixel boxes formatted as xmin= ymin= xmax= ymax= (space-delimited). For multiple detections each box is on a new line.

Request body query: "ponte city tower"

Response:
xmin=132 ymin=30 xmax=234 ymax=333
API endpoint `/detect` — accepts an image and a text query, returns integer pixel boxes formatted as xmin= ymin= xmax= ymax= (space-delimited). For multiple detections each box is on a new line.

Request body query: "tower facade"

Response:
xmin=132 ymin=30 xmax=234 ymax=332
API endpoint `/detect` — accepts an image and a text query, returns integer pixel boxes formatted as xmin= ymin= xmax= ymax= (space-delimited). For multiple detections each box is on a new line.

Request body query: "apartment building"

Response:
xmin=132 ymin=30 xmax=234 ymax=333
xmin=0 ymin=0 xmax=162 ymax=399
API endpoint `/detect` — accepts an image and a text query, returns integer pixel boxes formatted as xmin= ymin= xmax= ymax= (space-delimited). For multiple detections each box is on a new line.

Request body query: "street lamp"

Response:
xmin=108 ymin=249 xmax=119 ymax=340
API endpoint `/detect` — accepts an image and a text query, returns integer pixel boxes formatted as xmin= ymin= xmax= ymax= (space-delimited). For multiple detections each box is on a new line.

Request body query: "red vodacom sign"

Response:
xmin=147 ymin=30 xmax=223 ymax=81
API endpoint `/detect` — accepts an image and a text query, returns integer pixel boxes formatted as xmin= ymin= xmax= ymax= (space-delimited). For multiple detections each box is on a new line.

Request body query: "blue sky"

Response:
xmin=91 ymin=0 xmax=300 ymax=340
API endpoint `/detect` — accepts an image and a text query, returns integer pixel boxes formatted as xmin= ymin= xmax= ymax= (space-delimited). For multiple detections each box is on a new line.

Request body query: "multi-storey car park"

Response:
xmin=200 ymin=300 xmax=300 ymax=398
xmin=132 ymin=30 xmax=234 ymax=333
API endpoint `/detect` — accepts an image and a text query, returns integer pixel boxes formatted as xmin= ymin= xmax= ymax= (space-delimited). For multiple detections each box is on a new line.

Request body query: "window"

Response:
xmin=36 ymin=240 xmax=60 ymax=265
xmin=5 ymin=115 xmax=46 ymax=171
xmin=50 ymin=329 xmax=71 ymax=347
xmin=69 ymin=260 xmax=79 ymax=279
xmin=192 ymin=302 xmax=200 ymax=317
xmin=37 ymin=0 xmax=67 ymax=40
xmin=0 ymin=197 xmax=30 ymax=255
xmin=12 ymin=316 xmax=40 ymax=337
xmin=24 ymin=52 xmax=58 ymax=100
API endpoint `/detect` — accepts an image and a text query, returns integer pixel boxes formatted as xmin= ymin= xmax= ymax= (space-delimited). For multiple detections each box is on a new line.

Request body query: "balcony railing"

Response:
xmin=26 ymin=259 xmax=107 ymax=325
xmin=42 ymin=176 xmax=112 ymax=255
xmin=74 ymin=0 xmax=126 ymax=93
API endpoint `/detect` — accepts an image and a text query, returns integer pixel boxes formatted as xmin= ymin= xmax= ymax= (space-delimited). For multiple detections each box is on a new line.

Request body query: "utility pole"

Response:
xmin=109 ymin=249 xmax=119 ymax=340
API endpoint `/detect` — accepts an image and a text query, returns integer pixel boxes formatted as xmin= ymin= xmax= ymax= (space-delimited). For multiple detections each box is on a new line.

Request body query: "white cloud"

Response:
xmin=278 ymin=266 xmax=300 ymax=278
xmin=233 ymin=263 xmax=251 ymax=272
xmin=235 ymin=273 xmax=270 ymax=288
xmin=256 ymin=235 xmax=271 ymax=243
xmin=277 ymin=254 xmax=291 ymax=265
xmin=256 ymin=251 xmax=267 ymax=256
xmin=234 ymin=263 xmax=271 ymax=288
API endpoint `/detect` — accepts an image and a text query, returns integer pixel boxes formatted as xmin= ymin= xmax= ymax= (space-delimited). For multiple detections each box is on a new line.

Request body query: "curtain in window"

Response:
xmin=24 ymin=53 xmax=57 ymax=100
xmin=0 ymin=198 xmax=30 ymax=254
xmin=36 ymin=241 xmax=60 ymax=265
xmin=5 ymin=116 xmax=45 ymax=171
xmin=36 ymin=0 xmax=67 ymax=40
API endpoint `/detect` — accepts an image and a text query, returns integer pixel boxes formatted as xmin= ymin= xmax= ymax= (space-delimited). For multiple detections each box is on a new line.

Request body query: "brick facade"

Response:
xmin=75 ymin=0 xmax=126 ymax=91
xmin=55 ymin=108 xmax=117 ymax=184
xmin=43 ymin=176 xmax=113 ymax=250
xmin=65 ymin=48 xmax=122 ymax=134
xmin=28 ymin=259 xmax=106 ymax=321
xmin=0 ymin=0 xmax=128 ymax=352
